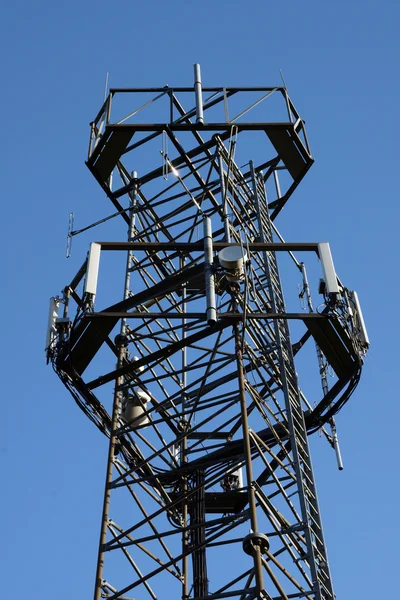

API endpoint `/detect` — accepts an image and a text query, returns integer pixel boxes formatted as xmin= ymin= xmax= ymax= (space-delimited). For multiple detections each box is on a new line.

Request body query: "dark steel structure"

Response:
xmin=47 ymin=65 xmax=369 ymax=600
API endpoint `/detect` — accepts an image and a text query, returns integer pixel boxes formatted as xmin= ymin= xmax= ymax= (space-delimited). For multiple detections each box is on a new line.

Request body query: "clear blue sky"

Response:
xmin=1 ymin=1 xmax=398 ymax=598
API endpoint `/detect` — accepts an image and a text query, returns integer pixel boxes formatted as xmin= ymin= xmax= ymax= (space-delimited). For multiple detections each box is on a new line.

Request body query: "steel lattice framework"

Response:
xmin=47 ymin=66 xmax=368 ymax=600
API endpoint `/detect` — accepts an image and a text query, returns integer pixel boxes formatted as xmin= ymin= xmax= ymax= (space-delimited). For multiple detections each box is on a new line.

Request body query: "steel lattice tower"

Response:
xmin=47 ymin=65 xmax=369 ymax=600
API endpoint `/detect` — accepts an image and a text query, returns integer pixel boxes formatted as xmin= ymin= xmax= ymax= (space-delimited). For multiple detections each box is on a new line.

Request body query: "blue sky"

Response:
xmin=1 ymin=1 xmax=399 ymax=598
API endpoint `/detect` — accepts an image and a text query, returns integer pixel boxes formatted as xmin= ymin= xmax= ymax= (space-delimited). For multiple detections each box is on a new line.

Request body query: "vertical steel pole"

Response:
xmin=233 ymin=301 xmax=264 ymax=598
xmin=122 ymin=171 xmax=138 ymax=331
xmin=93 ymin=348 xmax=125 ymax=600
xmin=93 ymin=173 xmax=138 ymax=600
xmin=181 ymin=256 xmax=189 ymax=600
xmin=191 ymin=469 xmax=208 ymax=598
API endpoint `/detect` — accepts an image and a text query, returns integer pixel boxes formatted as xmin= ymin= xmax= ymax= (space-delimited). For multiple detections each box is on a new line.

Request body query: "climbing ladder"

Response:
xmin=250 ymin=163 xmax=334 ymax=600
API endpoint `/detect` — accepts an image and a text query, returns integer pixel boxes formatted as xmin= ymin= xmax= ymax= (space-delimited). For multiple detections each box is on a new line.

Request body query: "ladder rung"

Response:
xmin=292 ymin=413 xmax=305 ymax=433
xmin=300 ymin=454 xmax=311 ymax=470
xmin=318 ymin=579 xmax=334 ymax=598
xmin=302 ymin=482 xmax=316 ymax=502
xmin=308 ymin=516 xmax=323 ymax=539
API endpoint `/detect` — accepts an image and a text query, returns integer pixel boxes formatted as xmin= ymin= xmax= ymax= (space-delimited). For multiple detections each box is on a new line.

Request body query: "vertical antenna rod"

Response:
xmin=203 ymin=217 xmax=217 ymax=325
xmin=194 ymin=63 xmax=204 ymax=125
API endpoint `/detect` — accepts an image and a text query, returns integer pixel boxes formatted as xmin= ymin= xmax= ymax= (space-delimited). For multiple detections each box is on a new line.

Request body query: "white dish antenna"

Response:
xmin=218 ymin=245 xmax=248 ymax=282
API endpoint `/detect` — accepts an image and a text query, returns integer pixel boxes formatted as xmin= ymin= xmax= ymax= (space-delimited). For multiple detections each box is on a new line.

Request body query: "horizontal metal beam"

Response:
xmin=84 ymin=312 xmax=327 ymax=321
xmin=96 ymin=241 xmax=319 ymax=253
xmin=109 ymin=86 xmax=285 ymax=93
xmin=106 ymin=122 xmax=295 ymax=133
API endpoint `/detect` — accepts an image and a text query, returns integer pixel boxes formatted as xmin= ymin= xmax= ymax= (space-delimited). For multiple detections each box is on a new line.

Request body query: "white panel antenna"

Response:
xmin=45 ymin=297 xmax=60 ymax=359
xmin=318 ymin=243 xmax=340 ymax=298
xmin=348 ymin=290 xmax=370 ymax=348
xmin=84 ymin=242 xmax=101 ymax=299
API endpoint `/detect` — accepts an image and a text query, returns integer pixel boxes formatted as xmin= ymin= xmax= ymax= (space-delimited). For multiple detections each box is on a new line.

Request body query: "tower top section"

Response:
xmin=87 ymin=64 xmax=313 ymax=221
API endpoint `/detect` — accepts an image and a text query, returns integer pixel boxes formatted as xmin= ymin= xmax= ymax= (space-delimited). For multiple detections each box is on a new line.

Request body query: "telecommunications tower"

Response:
xmin=47 ymin=65 xmax=369 ymax=600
